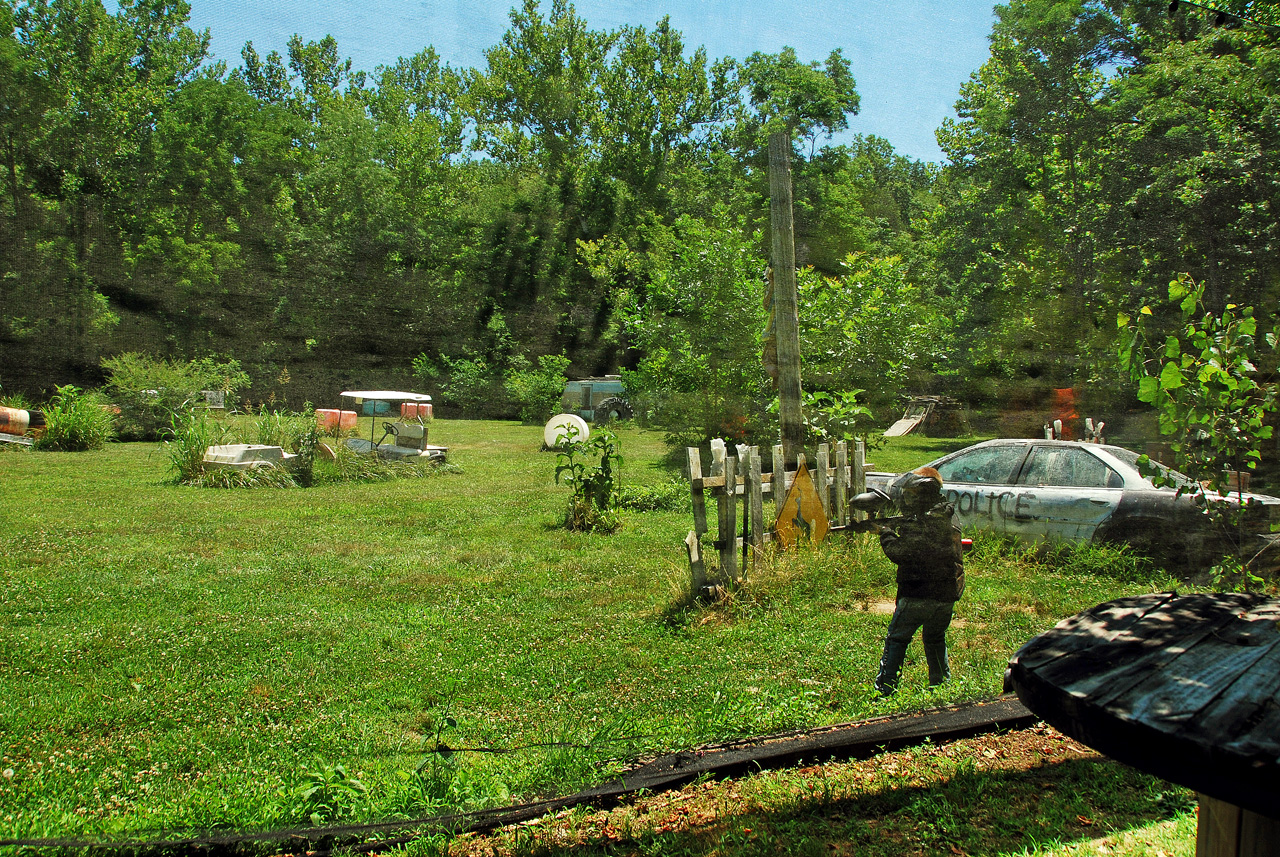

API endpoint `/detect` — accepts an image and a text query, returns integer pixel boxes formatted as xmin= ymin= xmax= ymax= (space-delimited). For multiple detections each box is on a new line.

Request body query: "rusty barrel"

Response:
xmin=0 ymin=406 xmax=45 ymax=437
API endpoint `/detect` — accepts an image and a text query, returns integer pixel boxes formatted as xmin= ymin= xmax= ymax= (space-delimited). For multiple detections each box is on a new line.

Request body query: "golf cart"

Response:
xmin=339 ymin=390 xmax=447 ymax=463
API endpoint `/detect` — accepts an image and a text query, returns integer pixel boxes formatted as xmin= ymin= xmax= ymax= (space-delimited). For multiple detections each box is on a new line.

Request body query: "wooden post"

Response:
xmin=688 ymin=447 xmax=707 ymax=537
xmin=748 ymin=447 xmax=764 ymax=560
xmin=772 ymin=442 xmax=786 ymax=522
xmin=687 ymin=447 xmax=708 ymax=594
xmin=718 ymin=452 xmax=738 ymax=580
xmin=834 ymin=441 xmax=849 ymax=527
xmin=816 ymin=443 xmax=831 ymax=520
xmin=768 ymin=131 xmax=804 ymax=470
xmin=736 ymin=444 xmax=751 ymax=578
xmin=685 ymin=531 xmax=707 ymax=592
xmin=853 ymin=438 xmax=866 ymax=493
xmin=1196 ymin=793 xmax=1280 ymax=856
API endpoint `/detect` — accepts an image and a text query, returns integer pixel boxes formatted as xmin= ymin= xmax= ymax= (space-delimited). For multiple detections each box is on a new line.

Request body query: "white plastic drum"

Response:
xmin=544 ymin=413 xmax=589 ymax=448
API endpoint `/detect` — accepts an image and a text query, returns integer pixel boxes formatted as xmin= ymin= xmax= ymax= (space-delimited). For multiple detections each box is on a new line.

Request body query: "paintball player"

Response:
xmin=857 ymin=467 xmax=965 ymax=696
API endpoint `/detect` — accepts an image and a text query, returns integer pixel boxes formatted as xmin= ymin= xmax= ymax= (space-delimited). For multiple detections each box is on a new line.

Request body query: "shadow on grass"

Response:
xmin=494 ymin=756 xmax=1194 ymax=857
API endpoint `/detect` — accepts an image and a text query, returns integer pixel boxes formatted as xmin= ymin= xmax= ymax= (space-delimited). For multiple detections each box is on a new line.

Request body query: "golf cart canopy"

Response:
xmin=340 ymin=390 xmax=432 ymax=403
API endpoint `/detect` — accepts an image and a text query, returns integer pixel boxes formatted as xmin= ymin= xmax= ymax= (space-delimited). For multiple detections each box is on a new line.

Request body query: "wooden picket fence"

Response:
xmin=684 ymin=438 xmax=867 ymax=590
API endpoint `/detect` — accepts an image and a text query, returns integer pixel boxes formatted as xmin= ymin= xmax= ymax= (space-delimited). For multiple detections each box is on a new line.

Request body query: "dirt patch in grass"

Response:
xmin=443 ymin=723 xmax=1195 ymax=856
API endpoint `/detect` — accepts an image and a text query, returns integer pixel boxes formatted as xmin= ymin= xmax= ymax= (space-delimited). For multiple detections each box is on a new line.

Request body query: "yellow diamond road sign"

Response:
xmin=774 ymin=462 xmax=829 ymax=549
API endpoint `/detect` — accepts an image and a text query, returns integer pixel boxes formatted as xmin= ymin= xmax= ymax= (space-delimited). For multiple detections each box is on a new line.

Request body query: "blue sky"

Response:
xmin=161 ymin=0 xmax=999 ymax=163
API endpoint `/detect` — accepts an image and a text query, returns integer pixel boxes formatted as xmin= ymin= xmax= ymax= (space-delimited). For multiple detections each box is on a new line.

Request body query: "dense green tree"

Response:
xmin=0 ymin=0 xmax=208 ymax=383
xmin=619 ymin=208 xmax=769 ymax=444
xmin=935 ymin=0 xmax=1280 ymax=411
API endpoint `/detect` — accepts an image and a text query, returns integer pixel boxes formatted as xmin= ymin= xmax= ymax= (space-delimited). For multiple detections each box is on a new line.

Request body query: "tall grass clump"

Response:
xmin=0 ymin=383 xmax=33 ymax=410
xmin=164 ymin=408 xmax=321 ymax=487
xmin=163 ymin=410 xmax=233 ymax=483
xmin=33 ymin=385 xmax=115 ymax=451
xmin=252 ymin=405 xmax=315 ymax=449
xmin=312 ymin=440 xmax=448 ymax=484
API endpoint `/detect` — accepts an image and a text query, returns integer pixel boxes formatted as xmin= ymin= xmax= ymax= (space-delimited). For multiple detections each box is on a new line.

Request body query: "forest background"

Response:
xmin=2 ymin=0 xmax=1278 ymax=446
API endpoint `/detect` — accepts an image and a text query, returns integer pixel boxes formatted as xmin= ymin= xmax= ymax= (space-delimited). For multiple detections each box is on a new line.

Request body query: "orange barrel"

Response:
xmin=317 ymin=409 xmax=357 ymax=432
xmin=0 ymin=406 xmax=42 ymax=436
xmin=401 ymin=402 xmax=433 ymax=420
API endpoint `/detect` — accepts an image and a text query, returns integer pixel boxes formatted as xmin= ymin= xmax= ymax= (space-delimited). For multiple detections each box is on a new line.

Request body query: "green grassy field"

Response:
xmin=0 ymin=421 xmax=1194 ymax=850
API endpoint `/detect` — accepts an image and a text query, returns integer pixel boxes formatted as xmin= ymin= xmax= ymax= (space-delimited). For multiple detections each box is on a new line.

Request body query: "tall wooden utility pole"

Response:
xmin=768 ymin=131 xmax=804 ymax=469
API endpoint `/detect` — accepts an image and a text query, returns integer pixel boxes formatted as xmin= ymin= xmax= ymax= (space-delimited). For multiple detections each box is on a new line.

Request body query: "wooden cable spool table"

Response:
xmin=1005 ymin=591 xmax=1280 ymax=856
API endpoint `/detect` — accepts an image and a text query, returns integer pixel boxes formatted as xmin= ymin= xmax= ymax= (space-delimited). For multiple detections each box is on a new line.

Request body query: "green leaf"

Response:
xmin=1159 ymin=361 xmax=1185 ymax=391
xmin=1137 ymin=376 xmax=1159 ymax=403
xmin=1164 ymin=335 xmax=1181 ymax=359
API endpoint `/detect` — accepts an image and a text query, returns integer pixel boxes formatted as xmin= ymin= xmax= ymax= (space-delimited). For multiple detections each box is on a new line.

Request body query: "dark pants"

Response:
xmin=875 ymin=597 xmax=954 ymax=694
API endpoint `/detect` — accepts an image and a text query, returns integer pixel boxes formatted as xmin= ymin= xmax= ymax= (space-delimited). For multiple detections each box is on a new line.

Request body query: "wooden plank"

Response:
xmin=718 ymin=453 xmax=738 ymax=579
xmin=1197 ymin=794 xmax=1240 ymax=857
xmin=816 ymin=443 xmax=831 ymax=519
xmin=834 ymin=441 xmax=848 ymax=527
xmin=1118 ymin=637 xmax=1280 ymax=730
xmin=1045 ymin=594 xmax=1249 ymax=705
xmin=688 ymin=447 xmax=707 ymax=536
xmin=773 ymin=443 xmax=785 ymax=521
xmin=1008 ymin=592 xmax=1182 ymax=674
xmin=685 ymin=531 xmax=707 ymax=592
xmin=737 ymin=444 xmax=754 ymax=582
xmin=1239 ymin=808 xmax=1280 ymax=857
xmin=748 ymin=448 xmax=765 ymax=555
xmin=1185 ymin=638 xmax=1280 ymax=752
xmin=853 ymin=438 xmax=866 ymax=497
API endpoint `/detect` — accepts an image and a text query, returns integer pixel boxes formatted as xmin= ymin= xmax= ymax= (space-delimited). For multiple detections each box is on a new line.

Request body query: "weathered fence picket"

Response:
xmin=684 ymin=440 xmax=868 ymax=588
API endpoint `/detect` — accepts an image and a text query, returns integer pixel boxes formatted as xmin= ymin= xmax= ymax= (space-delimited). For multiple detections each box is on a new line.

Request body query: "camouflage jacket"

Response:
xmin=879 ymin=501 xmax=965 ymax=602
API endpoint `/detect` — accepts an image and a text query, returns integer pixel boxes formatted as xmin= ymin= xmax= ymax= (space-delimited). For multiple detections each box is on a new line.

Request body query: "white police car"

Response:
xmin=866 ymin=439 xmax=1280 ymax=569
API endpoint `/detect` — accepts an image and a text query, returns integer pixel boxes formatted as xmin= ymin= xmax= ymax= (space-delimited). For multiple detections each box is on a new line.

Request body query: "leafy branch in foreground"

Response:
xmin=1118 ymin=274 xmax=1279 ymax=586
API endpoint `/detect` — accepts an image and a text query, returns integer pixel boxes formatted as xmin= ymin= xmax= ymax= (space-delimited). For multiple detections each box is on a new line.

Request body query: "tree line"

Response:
xmin=0 ymin=0 xmax=1276 ymax=441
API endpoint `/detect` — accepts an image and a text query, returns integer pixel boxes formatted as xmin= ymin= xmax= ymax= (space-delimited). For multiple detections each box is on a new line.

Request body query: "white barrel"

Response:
xmin=544 ymin=413 xmax=589 ymax=448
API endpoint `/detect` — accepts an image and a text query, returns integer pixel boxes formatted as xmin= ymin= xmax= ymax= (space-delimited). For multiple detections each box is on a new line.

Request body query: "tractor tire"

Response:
xmin=596 ymin=397 xmax=634 ymax=424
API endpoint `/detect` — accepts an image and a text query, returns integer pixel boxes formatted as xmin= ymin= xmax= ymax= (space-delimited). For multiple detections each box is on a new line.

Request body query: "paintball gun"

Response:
xmin=846 ymin=487 xmax=900 ymax=534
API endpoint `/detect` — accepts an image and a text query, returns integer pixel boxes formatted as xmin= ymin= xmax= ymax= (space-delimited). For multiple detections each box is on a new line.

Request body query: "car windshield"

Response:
xmin=1102 ymin=446 xmax=1200 ymax=490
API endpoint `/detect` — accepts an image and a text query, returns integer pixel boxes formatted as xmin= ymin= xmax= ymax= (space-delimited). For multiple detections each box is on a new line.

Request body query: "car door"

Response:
xmin=1004 ymin=445 xmax=1123 ymax=543
xmin=932 ymin=443 xmax=1033 ymax=536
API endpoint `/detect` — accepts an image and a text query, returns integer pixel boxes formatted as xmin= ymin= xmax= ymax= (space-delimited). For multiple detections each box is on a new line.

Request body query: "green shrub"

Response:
xmin=447 ymin=355 xmax=506 ymax=418
xmin=555 ymin=426 xmax=623 ymax=533
xmin=33 ymin=386 xmax=115 ymax=451
xmin=102 ymin=352 xmax=250 ymax=441
xmin=505 ymin=354 xmax=571 ymax=424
